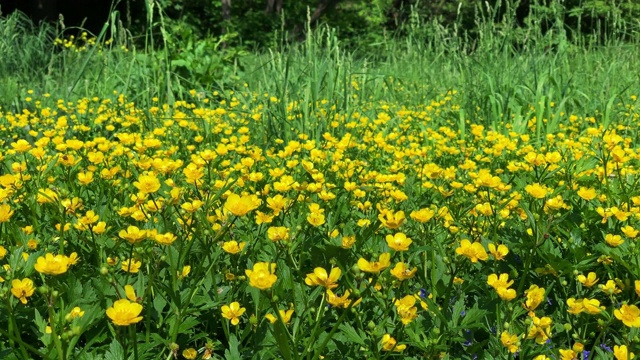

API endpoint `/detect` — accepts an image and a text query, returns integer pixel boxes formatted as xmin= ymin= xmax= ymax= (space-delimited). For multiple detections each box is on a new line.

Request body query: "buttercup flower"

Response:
xmin=614 ymin=304 xmax=640 ymax=327
xmin=245 ymin=262 xmax=277 ymax=290
xmin=221 ymin=302 xmax=246 ymax=325
xmin=385 ymin=232 xmax=412 ymax=251
xmin=224 ymin=193 xmax=261 ymax=216
xmin=106 ymin=299 xmax=143 ymax=326
xmin=456 ymin=239 xmax=488 ymax=263
xmin=357 ymin=253 xmax=391 ymax=273
xmin=305 ymin=267 xmax=341 ymax=289
xmin=34 ymin=253 xmax=74 ymax=275
xmin=11 ymin=278 xmax=35 ymax=304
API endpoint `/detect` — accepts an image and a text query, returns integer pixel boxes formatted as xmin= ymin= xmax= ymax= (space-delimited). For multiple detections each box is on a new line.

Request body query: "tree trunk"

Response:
xmin=292 ymin=0 xmax=338 ymax=40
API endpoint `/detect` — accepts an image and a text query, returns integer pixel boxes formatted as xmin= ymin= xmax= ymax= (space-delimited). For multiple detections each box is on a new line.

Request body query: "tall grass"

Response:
xmin=1 ymin=0 xmax=639 ymax=142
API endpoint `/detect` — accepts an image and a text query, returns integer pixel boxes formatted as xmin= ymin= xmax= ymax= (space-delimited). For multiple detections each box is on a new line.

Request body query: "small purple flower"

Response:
xmin=419 ymin=288 xmax=428 ymax=298
xmin=490 ymin=326 xmax=497 ymax=334
xmin=600 ymin=343 xmax=613 ymax=352
xmin=582 ymin=350 xmax=590 ymax=360
xmin=464 ymin=340 xmax=472 ymax=346
xmin=546 ymin=297 xmax=553 ymax=306
xmin=461 ymin=310 xmax=466 ymax=316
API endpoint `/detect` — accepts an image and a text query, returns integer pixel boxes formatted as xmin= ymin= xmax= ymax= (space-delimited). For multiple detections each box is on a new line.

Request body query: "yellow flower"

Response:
xmin=11 ymin=278 xmax=35 ymax=304
xmin=455 ymin=239 xmax=488 ymax=263
xmin=0 ymin=245 xmax=6 ymax=259
xmin=600 ymin=280 xmax=622 ymax=295
xmin=121 ymin=259 xmax=142 ymax=273
xmin=118 ymin=226 xmax=147 ymax=244
xmin=380 ymin=334 xmax=406 ymax=352
xmin=357 ymin=253 xmax=391 ymax=273
xmin=66 ymin=306 xmax=85 ymax=320
xmin=224 ymin=193 xmax=261 ymax=216
xmin=267 ymin=226 xmax=290 ymax=242
xmin=487 ymin=273 xmax=514 ymax=289
xmin=245 ymin=262 xmax=277 ymax=290
xmin=390 ymin=262 xmax=417 ymax=281
xmin=326 ymin=289 xmax=361 ymax=308
xmin=527 ymin=315 xmax=552 ymax=344
xmin=34 ymin=253 xmax=72 ymax=275
xmin=581 ymin=298 xmax=605 ymax=315
xmin=394 ymin=295 xmax=418 ymax=325
xmin=221 ymin=240 xmax=246 ymax=254
xmin=11 ymin=139 xmax=32 ymax=152
xmin=525 ymin=183 xmax=549 ymax=199
xmin=221 ymin=302 xmax=246 ymax=325
xmin=621 ymin=225 xmax=639 ymax=238
xmin=495 ymin=287 xmax=517 ymax=301
xmin=523 ymin=285 xmax=545 ymax=312
xmin=106 ymin=299 xmax=143 ymax=326
xmin=182 ymin=348 xmax=197 ymax=360
xmin=577 ymin=272 xmax=598 ymax=287
xmin=567 ymin=298 xmax=584 ymax=315
xmin=488 ymin=243 xmax=509 ymax=260
xmin=635 ymin=280 xmax=640 ymax=298
xmin=341 ymin=235 xmax=356 ymax=249
xmin=576 ymin=187 xmax=597 ymax=200
xmin=133 ymin=174 xmax=161 ymax=195
xmin=559 ymin=349 xmax=577 ymax=360
xmin=614 ymin=345 xmax=635 ymax=360
xmin=409 ymin=208 xmax=435 ymax=223
xmin=604 ymin=233 xmax=624 ymax=247
xmin=500 ymin=331 xmax=520 ymax=353
xmin=385 ymin=232 xmax=412 ymax=251
xmin=0 ymin=203 xmax=14 ymax=223
xmin=154 ymin=232 xmax=177 ymax=245
xmin=378 ymin=210 xmax=405 ymax=229
xmin=614 ymin=304 xmax=640 ymax=327
xmin=265 ymin=309 xmax=294 ymax=324
xmin=305 ymin=267 xmax=341 ymax=289
xmin=307 ymin=212 xmax=326 ymax=227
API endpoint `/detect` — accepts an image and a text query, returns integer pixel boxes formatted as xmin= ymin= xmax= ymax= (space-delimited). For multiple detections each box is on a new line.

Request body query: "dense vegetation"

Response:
xmin=1 ymin=0 xmax=640 ymax=359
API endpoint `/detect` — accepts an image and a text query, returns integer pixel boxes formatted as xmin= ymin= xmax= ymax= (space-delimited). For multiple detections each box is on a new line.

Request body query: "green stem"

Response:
xmin=129 ymin=326 xmax=139 ymax=360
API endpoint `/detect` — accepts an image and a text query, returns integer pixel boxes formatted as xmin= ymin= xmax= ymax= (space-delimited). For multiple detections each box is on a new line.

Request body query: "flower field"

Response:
xmin=1 ymin=82 xmax=640 ymax=360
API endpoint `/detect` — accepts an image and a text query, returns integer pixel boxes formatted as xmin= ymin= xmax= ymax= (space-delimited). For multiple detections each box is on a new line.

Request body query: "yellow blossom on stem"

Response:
xmin=265 ymin=309 xmax=294 ymax=324
xmin=11 ymin=278 xmax=35 ymax=304
xmin=381 ymin=334 xmax=406 ymax=352
xmin=523 ymin=285 xmax=545 ymax=312
xmin=34 ymin=253 xmax=74 ymax=275
xmin=614 ymin=304 xmax=640 ymax=327
xmin=614 ymin=345 xmax=635 ymax=360
xmin=224 ymin=193 xmax=261 ymax=216
xmin=488 ymin=243 xmax=509 ymax=260
xmin=133 ymin=174 xmax=161 ymax=195
xmin=456 ymin=239 xmax=488 ymax=263
xmin=385 ymin=232 xmax=412 ymax=251
xmin=245 ymin=262 xmax=277 ymax=290
xmin=577 ymin=272 xmax=598 ymax=287
xmin=305 ymin=267 xmax=341 ymax=289
xmin=221 ymin=302 xmax=246 ymax=325
xmin=390 ymin=262 xmax=417 ymax=281
xmin=500 ymin=331 xmax=520 ymax=353
xmin=357 ymin=253 xmax=391 ymax=273
xmin=106 ymin=299 xmax=143 ymax=326
xmin=378 ymin=210 xmax=405 ymax=229
xmin=221 ymin=240 xmax=246 ymax=254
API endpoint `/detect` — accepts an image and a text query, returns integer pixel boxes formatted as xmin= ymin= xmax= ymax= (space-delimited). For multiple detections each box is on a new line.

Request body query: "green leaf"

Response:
xmin=104 ymin=339 xmax=124 ymax=360
xmin=224 ymin=334 xmax=242 ymax=360
xmin=338 ymin=323 xmax=366 ymax=346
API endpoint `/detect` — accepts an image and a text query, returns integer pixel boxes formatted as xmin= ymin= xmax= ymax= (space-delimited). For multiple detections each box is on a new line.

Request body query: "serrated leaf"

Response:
xmin=338 ymin=323 xmax=366 ymax=346
xmin=104 ymin=339 xmax=125 ymax=360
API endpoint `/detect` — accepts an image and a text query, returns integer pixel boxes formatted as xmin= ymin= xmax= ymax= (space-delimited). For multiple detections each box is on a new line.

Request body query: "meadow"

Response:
xmin=1 ymin=1 xmax=640 ymax=359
